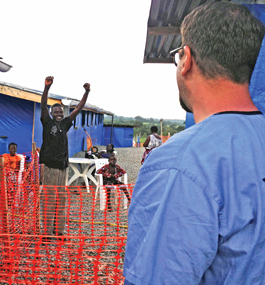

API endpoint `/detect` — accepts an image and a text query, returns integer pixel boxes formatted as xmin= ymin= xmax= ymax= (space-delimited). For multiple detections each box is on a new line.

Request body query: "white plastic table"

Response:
xmin=68 ymin=157 xmax=97 ymax=188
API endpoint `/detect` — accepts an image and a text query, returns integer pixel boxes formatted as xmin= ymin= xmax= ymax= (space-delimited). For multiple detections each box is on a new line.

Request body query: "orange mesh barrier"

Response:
xmin=0 ymin=151 xmax=40 ymax=236
xmin=161 ymin=135 xmax=171 ymax=143
xmin=0 ymin=152 xmax=134 ymax=284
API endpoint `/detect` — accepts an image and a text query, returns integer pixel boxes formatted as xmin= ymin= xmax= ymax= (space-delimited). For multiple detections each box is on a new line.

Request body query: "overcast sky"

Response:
xmin=1 ymin=0 xmax=186 ymax=121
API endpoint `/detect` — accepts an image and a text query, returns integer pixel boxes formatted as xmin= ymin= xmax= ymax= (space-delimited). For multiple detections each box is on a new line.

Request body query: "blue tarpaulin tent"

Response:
xmin=103 ymin=124 xmax=134 ymax=148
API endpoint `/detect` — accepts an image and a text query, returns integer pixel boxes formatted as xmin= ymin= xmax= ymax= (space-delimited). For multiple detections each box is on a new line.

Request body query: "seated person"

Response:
xmin=88 ymin=144 xmax=115 ymax=179
xmin=97 ymin=144 xmax=115 ymax=159
xmin=3 ymin=142 xmax=21 ymax=206
xmin=96 ymin=154 xmax=131 ymax=211
xmin=92 ymin=146 xmax=98 ymax=155
xmin=85 ymin=146 xmax=99 ymax=159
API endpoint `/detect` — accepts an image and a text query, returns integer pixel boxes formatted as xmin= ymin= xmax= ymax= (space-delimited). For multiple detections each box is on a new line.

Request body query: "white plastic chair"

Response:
xmin=16 ymin=154 xmax=25 ymax=207
xmin=94 ymin=159 xmax=108 ymax=208
xmin=94 ymin=159 xmax=128 ymax=211
xmin=16 ymin=154 xmax=25 ymax=184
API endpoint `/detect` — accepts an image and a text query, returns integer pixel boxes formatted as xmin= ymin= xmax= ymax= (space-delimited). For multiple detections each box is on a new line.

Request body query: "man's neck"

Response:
xmin=191 ymin=79 xmax=258 ymax=123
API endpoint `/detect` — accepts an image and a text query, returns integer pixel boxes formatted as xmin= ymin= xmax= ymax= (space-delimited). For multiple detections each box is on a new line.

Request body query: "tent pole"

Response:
xmin=110 ymin=115 xmax=114 ymax=144
xmin=32 ymin=102 xmax=36 ymax=146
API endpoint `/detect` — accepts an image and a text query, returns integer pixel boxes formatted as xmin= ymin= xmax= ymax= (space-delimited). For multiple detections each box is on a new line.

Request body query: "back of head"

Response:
xmin=151 ymin=126 xmax=158 ymax=133
xmin=181 ymin=2 xmax=265 ymax=84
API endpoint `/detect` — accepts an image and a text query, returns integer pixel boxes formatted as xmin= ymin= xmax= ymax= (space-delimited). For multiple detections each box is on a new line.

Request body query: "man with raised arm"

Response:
xmin=124 ymin=2 xmax=265 ymax=284
xmin=40 ymin=76 xmax=90 ymax=241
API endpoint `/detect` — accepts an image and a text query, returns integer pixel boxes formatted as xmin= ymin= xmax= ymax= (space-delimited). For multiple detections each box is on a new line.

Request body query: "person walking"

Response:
xmin=141 ymin=126 xmax=162 ymax=164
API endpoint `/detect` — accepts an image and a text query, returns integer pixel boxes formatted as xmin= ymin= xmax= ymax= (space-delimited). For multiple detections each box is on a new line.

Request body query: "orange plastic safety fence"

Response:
xmin=0 ymin=151 xmax=40 ymax=237
xmin=161 ymin=135 xmax=171 ymax=143
xmin=0 ymin=153 xmax=134 ymax=284
xmin=0 ymin=235 xmax=127 ymax=284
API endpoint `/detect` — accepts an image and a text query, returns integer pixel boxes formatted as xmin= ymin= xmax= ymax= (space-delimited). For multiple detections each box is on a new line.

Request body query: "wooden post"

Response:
xmin=32 ymin=142 xmax=40 ymax=234
xmin=0 ymin=157 xmax=11 ymax=262
xmin=32 ymin=142 xmax=36 ymax=155
xmin=32 ymin=142 xmax=39 ymax=184
xmin=32 ymin=102 xmax=36 ymax=146
xmin=160 ymin=118 xmax=163 ymax=137
xmin=0 ymin=156 xmax=9 ymax=232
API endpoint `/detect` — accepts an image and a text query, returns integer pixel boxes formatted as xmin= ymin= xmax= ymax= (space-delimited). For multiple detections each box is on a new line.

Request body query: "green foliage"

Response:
xmin=104 ymin=115 xmax=186 ymax=141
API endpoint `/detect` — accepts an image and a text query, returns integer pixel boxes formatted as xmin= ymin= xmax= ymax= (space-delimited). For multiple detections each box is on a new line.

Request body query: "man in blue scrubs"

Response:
xmin=124 ymin=2 xmax=265 ymax=284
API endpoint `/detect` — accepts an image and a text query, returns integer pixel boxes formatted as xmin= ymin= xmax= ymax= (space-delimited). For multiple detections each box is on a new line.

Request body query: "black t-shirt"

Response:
xmin=39 ymin=115 xmax=73 ymax=169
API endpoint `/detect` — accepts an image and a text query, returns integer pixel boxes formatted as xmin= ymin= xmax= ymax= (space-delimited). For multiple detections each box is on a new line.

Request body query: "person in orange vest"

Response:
xmin=3 ymin=142 xmax=21 ymax=171
xmin=3 ymin=142 xmax=21 ymax=206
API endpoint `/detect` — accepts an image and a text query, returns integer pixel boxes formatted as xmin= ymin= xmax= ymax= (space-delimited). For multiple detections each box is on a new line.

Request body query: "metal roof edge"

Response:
xmin=0 ymin=81 xmax=114 ymax=116
xmin=65 ymin=100 xmax=114 ymax=115
xmin=0 ymin=81 xmax=76 ymax=100
xmin=103 ymin=123 xmax=137 ymax=128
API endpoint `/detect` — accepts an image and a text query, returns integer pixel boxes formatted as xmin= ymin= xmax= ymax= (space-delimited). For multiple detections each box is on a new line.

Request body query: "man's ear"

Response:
xmin=180 ymin=46 xmax=192 ymax=77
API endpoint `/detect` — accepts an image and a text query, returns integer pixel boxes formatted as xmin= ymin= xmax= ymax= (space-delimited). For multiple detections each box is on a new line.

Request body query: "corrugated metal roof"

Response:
xmin=144 ymin=0 xmax=265 ymax=64
xmin=104 ymin=123 xmax=137 ymax=128
xmin=64 ymin=100 xmax=114 ymax=116
xmin=0 ymin=81 xmax=114 ymax=116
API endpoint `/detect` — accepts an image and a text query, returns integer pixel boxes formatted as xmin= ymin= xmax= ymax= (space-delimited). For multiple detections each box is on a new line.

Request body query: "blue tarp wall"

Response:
xmin=0 ymin=93 xmax=104 ymax=157
xmin=69 ymin=109 xmax=104 ymax=157
xmin=185 ymin=4 xmax=265 ymax=129
xmin=0 ymin=94 xmax=33 ymax=154
xmin=104 ymin=126 xmax=134 ymax=148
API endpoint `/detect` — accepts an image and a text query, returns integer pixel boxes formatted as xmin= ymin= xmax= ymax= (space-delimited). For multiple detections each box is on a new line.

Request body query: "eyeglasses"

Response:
xmin=170 ymin=46 xmax=184 ymax=66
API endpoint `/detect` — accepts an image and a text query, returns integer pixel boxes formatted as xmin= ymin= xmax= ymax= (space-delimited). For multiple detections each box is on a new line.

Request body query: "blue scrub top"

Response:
xmin=124 ymin=112 xmax=265 ymax=285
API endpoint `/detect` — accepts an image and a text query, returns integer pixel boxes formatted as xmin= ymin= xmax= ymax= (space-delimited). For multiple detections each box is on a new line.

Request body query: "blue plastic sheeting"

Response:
xmin=104 ymin=126 xmax=113 ymax=146
xmin=249 ymin=37 xmax=265 ymax=115
xmin=34 ymin=103 xmax=43 ymax=149
xmin=0 ymin=136 xmax=8 ymax=155
xmin=245 ymin=4 xmax=265 ymax=25
xmin=247 ymin=6 xmax=265 ymax=115
xmin=185 ymin=112 xmax=195 ymax=129
xmin=103 ymin=126 xmax=134 ymax=148
xmin=114 ymin=128 xmax=125 ymax=148
xmin=185 ymin=4 xmax=265 ymax=129
xmin=68 ymin=110 xmax=104 ymax=157
xmin=0 ymin=94 xmax=33 ymax=153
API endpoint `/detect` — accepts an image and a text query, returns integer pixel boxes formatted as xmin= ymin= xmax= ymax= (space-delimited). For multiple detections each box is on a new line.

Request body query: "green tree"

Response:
xmin=135 ymin=116 xmax=144 ymax=122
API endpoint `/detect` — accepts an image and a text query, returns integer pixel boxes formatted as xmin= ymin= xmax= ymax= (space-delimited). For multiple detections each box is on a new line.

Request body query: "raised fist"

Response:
xmin=45 ymin=76 xmax=54 ymax=86
xmin=83 ymin=83 xmax=90 ymax=92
